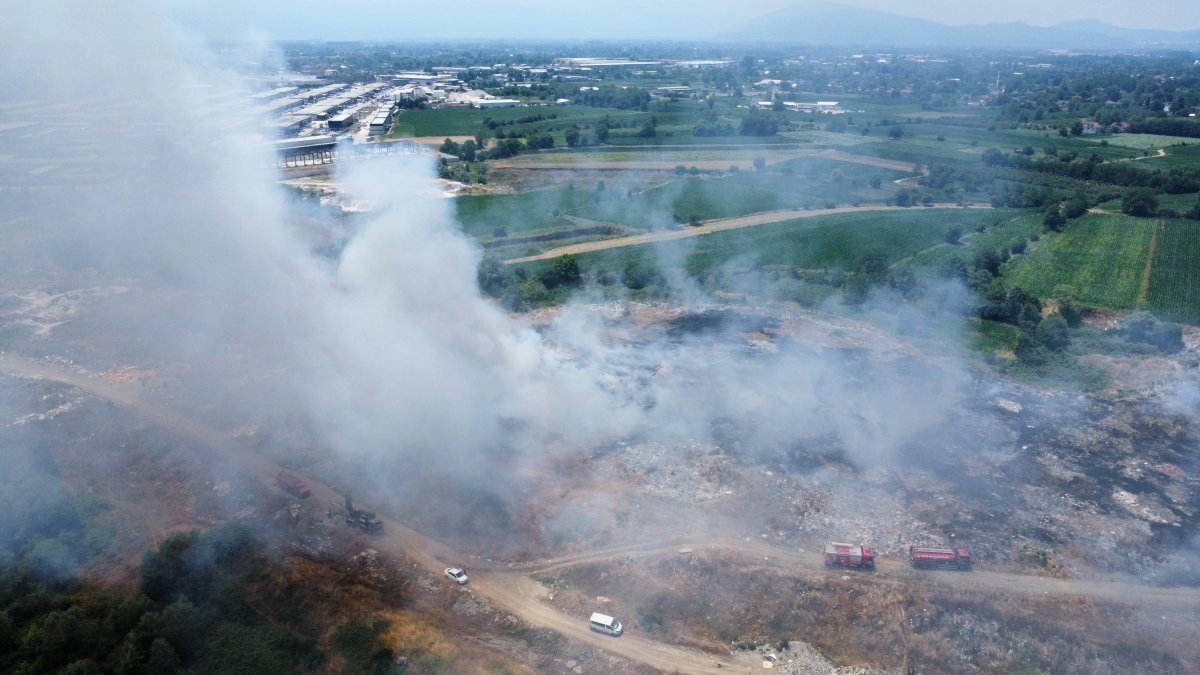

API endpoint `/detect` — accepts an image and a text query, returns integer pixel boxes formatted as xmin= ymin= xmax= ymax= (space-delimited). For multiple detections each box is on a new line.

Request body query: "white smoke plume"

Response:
xmin=0 ymin=1 xmax=975 ymax=545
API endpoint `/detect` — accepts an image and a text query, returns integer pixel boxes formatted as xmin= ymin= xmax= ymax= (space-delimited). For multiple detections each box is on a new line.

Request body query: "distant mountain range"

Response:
xmin=725 ymin=2 xmax=1200 ymax=50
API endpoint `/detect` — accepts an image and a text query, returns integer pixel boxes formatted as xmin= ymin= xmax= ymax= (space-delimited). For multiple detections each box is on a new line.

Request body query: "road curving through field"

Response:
xmin=505 ymin=203 xmax=988 ymax=264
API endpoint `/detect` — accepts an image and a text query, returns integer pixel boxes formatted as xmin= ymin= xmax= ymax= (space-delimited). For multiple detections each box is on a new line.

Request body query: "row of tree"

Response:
xmin=982 ymin=147 xmax=1200 ymax=193
xmin=1 ymin=526 xmax=325 ymax=675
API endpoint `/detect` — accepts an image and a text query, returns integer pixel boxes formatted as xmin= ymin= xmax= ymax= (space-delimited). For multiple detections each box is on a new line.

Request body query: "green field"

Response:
xmin=1099 ymin=134 xmax=1197 ymax=150
xmin=1146 ymin=219 xmax=1200 ymax=324
xmin=1137 ymin=143 xmax=1200 ymax=170
xmin=908 ymin=211 xmax=1045 ymax=270
xmin=1006 ymin=213 xmax=1156 ymax=309
xmin=454 ymin=188 xmax=598 ymax=238
xmin=570 ymin=162 xmax=905 ymax=230
xmin=582 ymin=178 xmax=787 ymax=229
xmin=390 ymin=105 xmax=644 ymax=137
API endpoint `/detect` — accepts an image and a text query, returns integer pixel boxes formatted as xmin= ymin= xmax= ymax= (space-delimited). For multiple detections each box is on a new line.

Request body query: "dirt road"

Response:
xmin=0 ymin=352 xmax=743 ymax=673
xmin=5 ymin=350 xmax=1199 ymax=673
xmin=509 ymin=536 xmax=1200 ymax=610
xmin=505 ymin=203 xmax=985 ymax=264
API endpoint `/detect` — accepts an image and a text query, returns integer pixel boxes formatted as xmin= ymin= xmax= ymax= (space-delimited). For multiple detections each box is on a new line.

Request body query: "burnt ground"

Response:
xmin=896 ymin=381 xmax=1200 ymax=577
xmin=4 ymin=292 xmax=1199 ymax=673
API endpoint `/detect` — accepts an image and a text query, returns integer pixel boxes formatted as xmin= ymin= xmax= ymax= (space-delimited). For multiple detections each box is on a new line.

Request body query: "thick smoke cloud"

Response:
xmin=1 ymin=2 xmax=974 ymax=544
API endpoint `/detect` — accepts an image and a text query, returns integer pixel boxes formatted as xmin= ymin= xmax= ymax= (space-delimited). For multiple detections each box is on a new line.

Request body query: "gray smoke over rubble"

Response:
xmin=4 ymin=2 xmax=1196 ymax=588
xmin=0 ymin=2 xmax=978 ymax=520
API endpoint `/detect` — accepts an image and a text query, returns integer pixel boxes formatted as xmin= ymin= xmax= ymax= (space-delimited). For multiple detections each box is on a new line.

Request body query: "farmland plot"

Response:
xmin=1146 ymin=219 xmax=1200 ymax=325
xmin=1006 ymin=214 xmax=1155 ymax=310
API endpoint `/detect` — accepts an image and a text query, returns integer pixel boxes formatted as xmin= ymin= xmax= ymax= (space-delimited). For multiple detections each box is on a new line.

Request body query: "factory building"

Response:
xmin=470 ymin=98 xmax=520 ymax=108
xmin=248 ymin=86 xmax=300 ymax=103
xmin=327 ymin=111 xmax=356 ymax=130
xmin=368 ymin=105 xmax=397 ymax=135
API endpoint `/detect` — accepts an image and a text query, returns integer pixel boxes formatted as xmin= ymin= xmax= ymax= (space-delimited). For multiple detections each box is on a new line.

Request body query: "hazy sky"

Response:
xmin=170 ymin=0 xmax=1200 ymax=40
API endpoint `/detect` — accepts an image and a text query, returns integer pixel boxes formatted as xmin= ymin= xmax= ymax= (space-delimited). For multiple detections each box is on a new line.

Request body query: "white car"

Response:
xmin=444 ymin=567 xmax=469 ymax=584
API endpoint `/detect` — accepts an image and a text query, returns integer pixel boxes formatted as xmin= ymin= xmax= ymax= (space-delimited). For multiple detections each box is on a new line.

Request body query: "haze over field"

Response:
xmin=169 ymin=0 xmax=1200 ymax=41
xmin=0 ymin=0 xmax=982 ymax=532
xmin=2 ymin=0 xmax=1200 ymax=672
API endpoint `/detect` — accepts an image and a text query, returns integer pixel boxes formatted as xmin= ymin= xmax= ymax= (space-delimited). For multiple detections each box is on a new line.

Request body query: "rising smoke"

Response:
xmin=0 ymin=1 xmax=1002 ymax=551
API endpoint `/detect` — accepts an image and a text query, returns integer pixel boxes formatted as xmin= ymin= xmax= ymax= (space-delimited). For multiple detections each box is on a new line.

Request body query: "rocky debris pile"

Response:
xmin=274 ymin=502 xmax=304 ymax=522
xmin=806 ymin=484 xmax=934 ymax=556
xmin=412 ymin=568 xmax=440 ymax=593
xmin=451 ymin=593 xmax=487 ymax=617
xmin=753 ymin=467 xmax=935 ymax=555
xmin=351 ymin=548 xmax=388 ymax=583
xmin=616 ymin=439 xmax=735 ymax=502
xmin=759 ymin=641 xmax=835 ymax=673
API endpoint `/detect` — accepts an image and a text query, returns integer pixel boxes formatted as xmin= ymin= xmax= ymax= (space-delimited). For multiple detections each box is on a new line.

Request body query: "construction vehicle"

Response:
xmin=824 ymin=542 xmax=875 ymax=569
xmin=275 ymin=470 xmax=311 ymax=498
xmin=332 ymin=493 xmax=383 ymax=534
xmin=909 ymin=545 xmax=972 ymax=570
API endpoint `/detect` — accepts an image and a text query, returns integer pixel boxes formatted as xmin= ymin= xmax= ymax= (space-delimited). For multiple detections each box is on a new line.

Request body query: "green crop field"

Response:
xmin=1156 ymin=192 xmax=1200 ymax=212
xmin=1005 ymin=213 xmax=1155 ymax=309
xmin=1099 ymin=134 xmax=1197 ymax=150
xmin=1146 ymin=219 xmax=1200 ymax=324
xmin=1137 ymin=143 xmax=1200 ymax=170
xmin=571 ymin=163 xmax=904 ymax=230
xmin=390 ymin=105 xmax=641 ymax=137
xmin=574 ymin=178 xmax=784 ymax=229
xmin=606 ymin=133 xmax=800 ymax=146
xmin=454 ymin=188 xmax=597 ymax=238
xmin=908 ymin=211 xmax=1044 ymax=269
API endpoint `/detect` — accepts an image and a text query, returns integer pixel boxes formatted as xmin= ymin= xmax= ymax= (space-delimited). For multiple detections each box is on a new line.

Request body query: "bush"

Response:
xmin=538 ymin=254 xmax=581 ymax=289
xmin=1121 ymin=189 xmax=1159 ymax=217
xmin=1036 ymin=315 xmax=1070 ymax=351
xmin=1121 ymin=312 xmax=1183 ymax=353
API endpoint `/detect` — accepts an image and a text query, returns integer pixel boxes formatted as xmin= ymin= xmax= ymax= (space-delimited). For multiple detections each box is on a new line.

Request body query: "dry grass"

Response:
xmin=379 ymin=609 xmax=459 ymax=661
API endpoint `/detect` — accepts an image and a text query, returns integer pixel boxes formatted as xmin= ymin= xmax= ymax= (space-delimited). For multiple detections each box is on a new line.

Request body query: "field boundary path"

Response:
xmin=1136 ymin=218 xmax=1163 ymax=308
xmin=505 ymin=203 xmax=986 ymax=264
xmin=1117 ymin=147 xmax=1169 ymax=163
xmin=5 ymin=350 xmax=1199 ymax=673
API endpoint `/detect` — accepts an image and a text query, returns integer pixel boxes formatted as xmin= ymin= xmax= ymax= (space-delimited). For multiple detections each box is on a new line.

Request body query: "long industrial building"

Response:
xmin=368 ymin=105 xmax=397 ymax=135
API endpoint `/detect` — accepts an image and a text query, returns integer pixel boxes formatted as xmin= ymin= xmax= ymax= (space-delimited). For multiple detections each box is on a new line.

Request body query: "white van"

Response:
xmin=589 ymin=612 xmax=622 ymax=636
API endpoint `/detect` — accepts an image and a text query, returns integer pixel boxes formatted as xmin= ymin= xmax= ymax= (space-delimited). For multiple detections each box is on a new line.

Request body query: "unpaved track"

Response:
xmin=5 ymin=351 xmax=1199 ymax=673
xmin=510 ymin=537 xmax=1200 ymax=610
xmin=1136 ymin=219 xmax=1162 ymax=308
xmin=506 ymin=203 xmax=986 ymax=264
xmin=0 ymin=352 xmax=740 ymax=673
